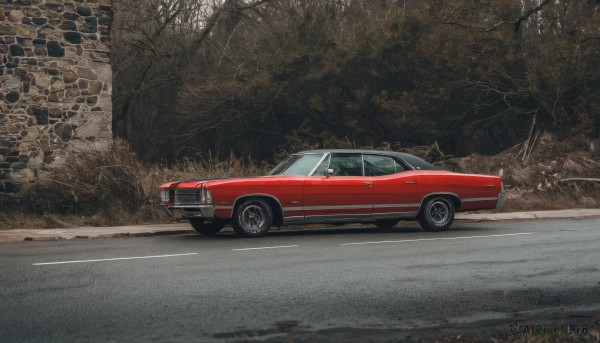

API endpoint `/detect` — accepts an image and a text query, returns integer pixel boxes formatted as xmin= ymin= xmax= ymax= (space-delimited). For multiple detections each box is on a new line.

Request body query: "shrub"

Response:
xmin=15 ymin=139 xmax=268 ymax=227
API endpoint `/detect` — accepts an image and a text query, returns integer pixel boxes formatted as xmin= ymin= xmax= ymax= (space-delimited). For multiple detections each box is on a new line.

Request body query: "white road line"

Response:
xmin=33 ymin=253 xmax=198 ymax=266
xmin=232 ymin=245 xmax=298 ymax=251
xmin=339 ymin=232 xmax=538 ymax=246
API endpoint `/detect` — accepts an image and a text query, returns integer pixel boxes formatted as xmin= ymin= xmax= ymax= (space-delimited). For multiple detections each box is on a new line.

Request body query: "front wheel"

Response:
xmin=418 ymin=196 xmax=455 ymax=232
xmin=190 ymin=219 xmax=225 ymax=235
xmin=232 ymin=198 xmax=273 ymax=237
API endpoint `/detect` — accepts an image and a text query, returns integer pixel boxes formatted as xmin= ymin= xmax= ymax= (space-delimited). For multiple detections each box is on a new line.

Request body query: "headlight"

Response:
xmin=160 ymin=189 xmax=170 ymax=202
xmin=205 ymin=189 xmax=212 ymax=204
xmin=200 ymin=188 xmax=206 ymax=203
xmin=199 ymin=188 xmax=213 ymax=204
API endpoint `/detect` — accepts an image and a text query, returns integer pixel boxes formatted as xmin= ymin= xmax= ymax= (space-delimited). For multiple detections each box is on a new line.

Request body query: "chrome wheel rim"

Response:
xmin=240 ymin=205 xmax=265 ymax=232
xmin=429 ymin=200 xmax=449 ymax=224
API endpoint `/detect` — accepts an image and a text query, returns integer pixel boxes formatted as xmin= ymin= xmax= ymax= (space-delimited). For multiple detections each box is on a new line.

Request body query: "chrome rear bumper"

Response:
xmin=495 ymin=193 xmax=506 ymax=210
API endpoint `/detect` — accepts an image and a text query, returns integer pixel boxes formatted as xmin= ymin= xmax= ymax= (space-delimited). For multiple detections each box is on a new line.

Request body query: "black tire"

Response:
xmin=232 ymin=198 xmax=273 ymax=237
xmin=374 ymin=219 xmax=400 ymax=228
xmin=418 ymin=196 xmax=455 ymax=232
xmin=190 ymin=219 xmax=225 ymax=235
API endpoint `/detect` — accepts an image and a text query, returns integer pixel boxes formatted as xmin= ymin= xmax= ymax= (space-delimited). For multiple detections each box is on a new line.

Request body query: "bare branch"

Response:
xmin=187 ymin=0 xmax=272 ymax=60
xmin=560 ymin=178 xmax=600 ymax=183
xmin=486 ymin=0 xmax=551 ymax=32
xmin=236 ymin=0 xmax=272 ymax=10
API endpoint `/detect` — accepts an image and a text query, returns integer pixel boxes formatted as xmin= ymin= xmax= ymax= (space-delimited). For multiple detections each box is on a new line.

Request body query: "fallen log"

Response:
xmin=560 ymin=178 xmax=600 ymax=183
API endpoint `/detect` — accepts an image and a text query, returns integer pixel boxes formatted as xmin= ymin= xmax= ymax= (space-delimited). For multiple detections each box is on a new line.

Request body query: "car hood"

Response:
xmin=159 ymin=178 xmax=230 ymax=189
xmin=159 ymin=175 xmax=302 ymax=189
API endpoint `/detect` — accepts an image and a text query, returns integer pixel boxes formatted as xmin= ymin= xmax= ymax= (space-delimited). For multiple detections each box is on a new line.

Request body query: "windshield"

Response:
xmin=268 ymin=153 xmax=324 ymax=176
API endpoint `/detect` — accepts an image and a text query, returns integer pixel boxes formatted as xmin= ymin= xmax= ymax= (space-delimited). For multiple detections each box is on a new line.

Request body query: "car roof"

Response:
xmin=298 ymin=149 xmax=406 ymax=158
xmin=297 ymin=149 xmax=440 ymax=170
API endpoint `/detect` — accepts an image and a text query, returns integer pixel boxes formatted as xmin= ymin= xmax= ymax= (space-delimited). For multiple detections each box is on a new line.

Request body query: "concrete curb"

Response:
xmin=455 ymin=208 xmax=600 ymax=221
xmin=1 ymin=209 xmax=599 ymax=243
xmin=0 ymin=223 xmax=193 ymax=243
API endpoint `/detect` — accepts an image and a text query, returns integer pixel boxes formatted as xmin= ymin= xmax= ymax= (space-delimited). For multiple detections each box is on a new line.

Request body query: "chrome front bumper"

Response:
xmin=162 ymin=205 xmax=215 ymax=218
xmin=495 ymin=193 xmax=506 ymax=210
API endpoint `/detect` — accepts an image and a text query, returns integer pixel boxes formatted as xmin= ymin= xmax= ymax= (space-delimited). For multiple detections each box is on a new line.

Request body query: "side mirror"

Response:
xmin=326 ymin=168 xmax=334 ymax=177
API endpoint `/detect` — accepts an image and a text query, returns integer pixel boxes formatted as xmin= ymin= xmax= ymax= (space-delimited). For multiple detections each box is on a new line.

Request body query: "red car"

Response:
xmin=160 ymin=149 xmax=505 ymax=237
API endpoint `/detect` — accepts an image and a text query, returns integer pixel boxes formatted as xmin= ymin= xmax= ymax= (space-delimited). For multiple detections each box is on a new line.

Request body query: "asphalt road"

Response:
xmin=1 ymin=219 xmax=599 ymax=342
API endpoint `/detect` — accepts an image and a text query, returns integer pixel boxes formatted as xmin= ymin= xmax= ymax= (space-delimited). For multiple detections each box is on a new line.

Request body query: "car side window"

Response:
xmin=313 ymin=155 xmax=330 ymax=176
xmin=328 ymin=154 xmax=363 ymax=176
xmin=363 ymin=154 xmax=405 ymax=176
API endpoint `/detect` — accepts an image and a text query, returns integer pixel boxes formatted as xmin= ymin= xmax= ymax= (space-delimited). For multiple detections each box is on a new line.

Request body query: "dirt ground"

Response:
xmin=444 ymin=132 xmax=600 ymax=211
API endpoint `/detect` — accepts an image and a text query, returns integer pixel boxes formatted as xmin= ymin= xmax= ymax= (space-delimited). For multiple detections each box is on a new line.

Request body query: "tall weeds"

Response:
xmin=8 ymin=139 xmax=268 ymax=228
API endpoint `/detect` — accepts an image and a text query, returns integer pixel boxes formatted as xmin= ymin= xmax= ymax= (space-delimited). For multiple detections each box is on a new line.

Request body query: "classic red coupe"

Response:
xmin=160 ymin=149 xmax=505 ymax=237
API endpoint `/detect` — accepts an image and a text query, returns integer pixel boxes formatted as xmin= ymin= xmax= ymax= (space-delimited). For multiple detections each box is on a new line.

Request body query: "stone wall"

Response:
xmin=0 ymin=0 xmax=112 ymax=203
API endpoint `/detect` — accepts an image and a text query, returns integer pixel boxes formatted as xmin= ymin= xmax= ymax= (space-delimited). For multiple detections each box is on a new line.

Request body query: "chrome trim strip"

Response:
xmin=306 ymin=213 xmax=372 ymax=219
xmin=308 ymin=152 xmax=330 ymax=176
xmin=283 ymin=203 xmax=420 ymax=212
xmin=395 ymin=156 xmax=416 ymax=171
xmin=302 ymin=204 xmax=373 ymax=211
xmin=283 ymin=211 xmax=419 ymax=224
xmin=462 ymin=197 xmax=497 ymax=202
xmin=373 ymin=203 xmax=420 ymax=208
xmin=214 ymin=206 xmax=233 ymax=210
xmin=361 ymin=154 xmax=365 ymax=177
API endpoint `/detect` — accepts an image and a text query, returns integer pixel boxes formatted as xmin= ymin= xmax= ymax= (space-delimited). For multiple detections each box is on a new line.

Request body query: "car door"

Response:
xmin=363 ymin=154 xmax=421 ymax=219
xmin=303 ymin=153 xmax=374 ymax=223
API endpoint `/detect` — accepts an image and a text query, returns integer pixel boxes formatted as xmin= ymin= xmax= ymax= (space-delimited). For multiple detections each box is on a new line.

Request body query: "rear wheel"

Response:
xmin=189 ymin=219 xmax=225 ymax=235
xmin=374 ymin=219 xmax=399 ymax=228
xmin=418 ymin=196 xmax=455 ymax=232
xmin=232 ymin=198 xmax=273 ymax=237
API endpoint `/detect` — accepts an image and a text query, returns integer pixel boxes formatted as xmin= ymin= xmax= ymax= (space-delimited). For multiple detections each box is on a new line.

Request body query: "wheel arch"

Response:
xmin=419 ymin=192 xmax=461 ymax=212
xmin=232 ymin=194 xmax=284 ymax=227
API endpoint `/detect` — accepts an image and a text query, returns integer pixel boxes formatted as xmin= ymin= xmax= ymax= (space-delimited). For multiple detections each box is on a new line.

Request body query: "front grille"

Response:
xmin=175 ymin=189 xmax=201 ymax=205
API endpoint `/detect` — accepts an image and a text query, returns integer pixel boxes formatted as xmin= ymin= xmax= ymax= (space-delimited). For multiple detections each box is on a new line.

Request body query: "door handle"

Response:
xmin=363 ymin=182 xmax=373 ymax=187
xmin=405 ymin=180 xmax=416 ymax=184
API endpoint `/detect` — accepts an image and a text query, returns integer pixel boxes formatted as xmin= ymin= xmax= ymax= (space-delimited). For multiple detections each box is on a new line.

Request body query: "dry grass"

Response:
xmin=440 ymin=132 xmax=600 ymax=211
xmin=0 ymin=139 xmax=268 ymax=230
xmin=1 ymin=133 xmax=598 ymax=230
